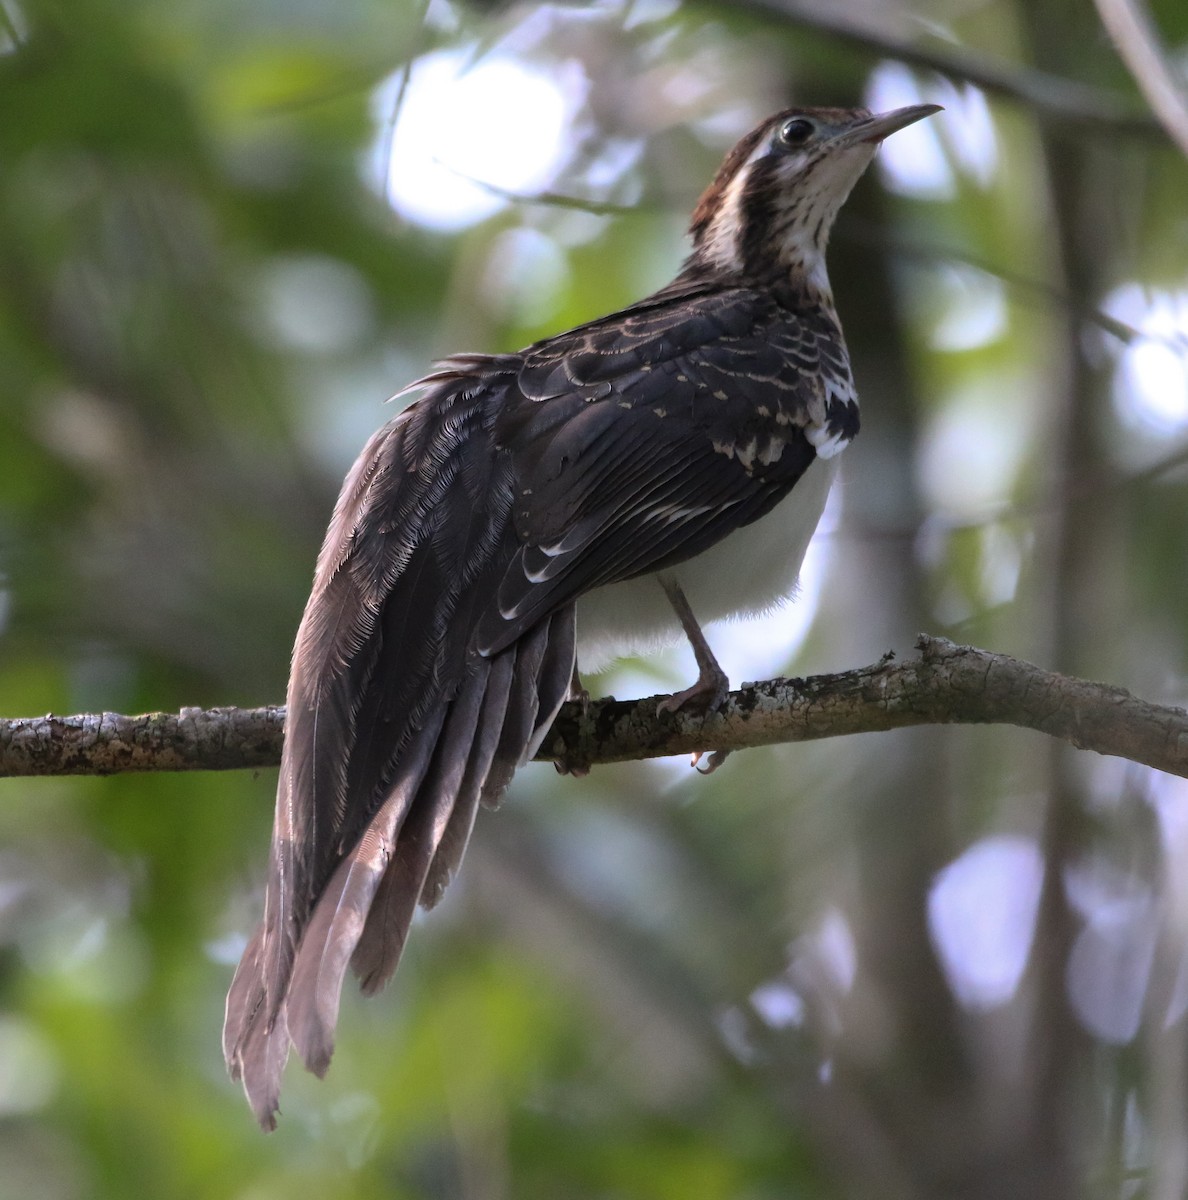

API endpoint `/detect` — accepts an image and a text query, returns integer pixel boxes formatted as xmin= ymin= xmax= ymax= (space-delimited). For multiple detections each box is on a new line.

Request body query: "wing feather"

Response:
xmin=224 ymin=374 xmax=584 ymax=1127
xmin=466 ymin=287 xmax=846 ymax=657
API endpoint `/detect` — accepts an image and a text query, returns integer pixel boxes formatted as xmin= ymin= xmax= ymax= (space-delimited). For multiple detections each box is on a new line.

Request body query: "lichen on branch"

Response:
xmin=1 ymin=637 xmax=1185 ymax=781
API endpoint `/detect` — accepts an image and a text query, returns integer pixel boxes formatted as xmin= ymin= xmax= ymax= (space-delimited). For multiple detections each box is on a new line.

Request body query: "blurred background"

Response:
xmin=1 ymin=0 xmax=1187 ymax=1196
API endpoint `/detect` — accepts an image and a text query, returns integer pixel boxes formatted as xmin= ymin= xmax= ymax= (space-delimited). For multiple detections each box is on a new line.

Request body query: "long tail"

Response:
xmin=223 ymin=607 xmax=575 ymax=1129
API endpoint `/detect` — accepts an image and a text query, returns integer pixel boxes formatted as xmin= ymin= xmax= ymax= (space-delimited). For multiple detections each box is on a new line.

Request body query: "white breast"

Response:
xmin=575 ymin=455 xmax=839 ymax=671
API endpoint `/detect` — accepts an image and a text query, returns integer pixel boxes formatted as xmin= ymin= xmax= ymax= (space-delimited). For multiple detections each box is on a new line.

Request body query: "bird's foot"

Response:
xmin=656 ymin=660 xmax=730 ymax=717
xmin=657 ymin=661 xmax=731 ymax=772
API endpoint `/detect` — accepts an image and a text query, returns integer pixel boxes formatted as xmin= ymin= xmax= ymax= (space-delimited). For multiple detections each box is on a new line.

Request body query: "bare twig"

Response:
xmin=378 ymin=0 xmax=437 ymax=210
xmin=1093 ymin=0 xmax=1188 ymax=158
xmin=442 ymin=172 xmax=1181 ymax=354
xmin=840 ymin=219 xmax=1188 ymax=353
xmin=839 ymin=439 xmax=1188 ymax=547
xmin=723 ymin=0 xmax=1161 ymax=135
xmin=439 ymin=168 xmax=638 ymax=217
xmin=2 ymin=637 xmax=1184 ymax=781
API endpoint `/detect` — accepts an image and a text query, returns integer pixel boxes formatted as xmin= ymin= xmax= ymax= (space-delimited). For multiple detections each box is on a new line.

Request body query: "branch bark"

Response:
xmin=2 ymin=637 xmax=1185 ymax=782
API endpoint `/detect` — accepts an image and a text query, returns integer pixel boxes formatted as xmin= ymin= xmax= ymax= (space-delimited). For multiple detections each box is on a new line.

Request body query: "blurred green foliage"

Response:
xmin=2 ymin=1 xmax=1188 ymax=1198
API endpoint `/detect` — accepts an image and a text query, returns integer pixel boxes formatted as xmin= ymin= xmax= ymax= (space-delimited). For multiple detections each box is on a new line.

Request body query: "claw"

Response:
xmin=691 ymin=748 xmax=730 ymax=774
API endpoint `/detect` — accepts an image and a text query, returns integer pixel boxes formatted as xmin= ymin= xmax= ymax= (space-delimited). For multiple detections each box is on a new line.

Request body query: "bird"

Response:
xmin=223 ymin=102 xmax=942 ymax=1128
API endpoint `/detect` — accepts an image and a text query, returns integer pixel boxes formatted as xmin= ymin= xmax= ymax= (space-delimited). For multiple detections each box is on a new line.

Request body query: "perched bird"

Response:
xmin=224 ymin=102 xmax=941 ymax=1127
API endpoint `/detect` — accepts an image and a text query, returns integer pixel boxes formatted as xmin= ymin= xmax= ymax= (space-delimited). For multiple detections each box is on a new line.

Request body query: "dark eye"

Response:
xmin=777 ymin=117 xmax=815 ymax=147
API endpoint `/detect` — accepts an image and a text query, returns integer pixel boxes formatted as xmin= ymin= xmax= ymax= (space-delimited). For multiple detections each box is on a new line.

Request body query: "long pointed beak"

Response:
xmin=855 ymin=103 xmax=943 ymax=144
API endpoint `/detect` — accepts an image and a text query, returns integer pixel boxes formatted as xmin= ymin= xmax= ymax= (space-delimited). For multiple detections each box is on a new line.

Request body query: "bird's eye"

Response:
xmin=777 ymin=117 xmax=815 ymax=147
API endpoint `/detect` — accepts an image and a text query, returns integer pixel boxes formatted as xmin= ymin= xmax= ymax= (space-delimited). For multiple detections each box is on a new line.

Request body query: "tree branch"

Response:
xmin=724 ymin=0 xmax=1162 ymax=135
xmin=0 ymin=703 xmax=288 ymax=778
xmin=2 ymin=637 xmax=1185 ymax=782
xmin=1093 ymin=0 xmax=1188 ymax=158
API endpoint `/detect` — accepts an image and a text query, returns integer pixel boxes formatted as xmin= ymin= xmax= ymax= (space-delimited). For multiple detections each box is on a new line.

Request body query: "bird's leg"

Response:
xmin=656 ymin=577 xmax=731 ymax=773
xmin=567 ymin=661 xmax=591 ymax=712
xmin=656 ymin=576 xmax=731 ymax=715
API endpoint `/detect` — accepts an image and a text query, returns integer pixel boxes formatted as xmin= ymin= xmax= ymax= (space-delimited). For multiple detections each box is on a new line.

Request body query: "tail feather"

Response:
xmin=408 ymin=651 xmax=515 ymax=919
xmin=222 ymin=926 xmax=294 ymax=1131
xmin=482 ymin=608 xmax=577 ymax=807
xmin=284 ymin=696 xmax=458 ymax=1076
xmin=479 ymin=617 xmax=550 ymax=808
xmin=226 ymin=601 xmax=576 ymax=1128
xmin=343 ymin=658 xmax=498 ymax=996
xmin=529 ymin=608 xmax=578 ymax=756
xmin=223 ymin=925 xmax=264 ymax=1074
xmin=226 ymin=701 xmax=448 ymax=1126
xmin=417 ymin=605 xmax=576 ymax=913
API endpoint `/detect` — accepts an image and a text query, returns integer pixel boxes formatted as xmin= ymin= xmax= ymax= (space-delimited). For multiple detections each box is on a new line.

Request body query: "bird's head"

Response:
xmin=686 ymin=105 xmax=941 ymax=294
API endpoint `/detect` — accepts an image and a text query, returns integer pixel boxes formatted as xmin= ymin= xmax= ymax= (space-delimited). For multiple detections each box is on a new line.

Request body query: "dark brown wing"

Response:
xmin=223 ymin=375 xmax=575 ymax=1128
xmin=474 ymin=285 xmax=854 ymax=653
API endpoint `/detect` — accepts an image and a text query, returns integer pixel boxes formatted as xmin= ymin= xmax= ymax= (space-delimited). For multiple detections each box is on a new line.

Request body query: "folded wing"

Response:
xmin=223 ymin=376 xmax=576 ymax=1128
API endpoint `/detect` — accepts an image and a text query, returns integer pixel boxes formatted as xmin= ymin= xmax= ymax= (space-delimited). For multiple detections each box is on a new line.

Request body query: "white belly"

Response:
xmin=575 ymin=456 xmax=839 ymax=671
